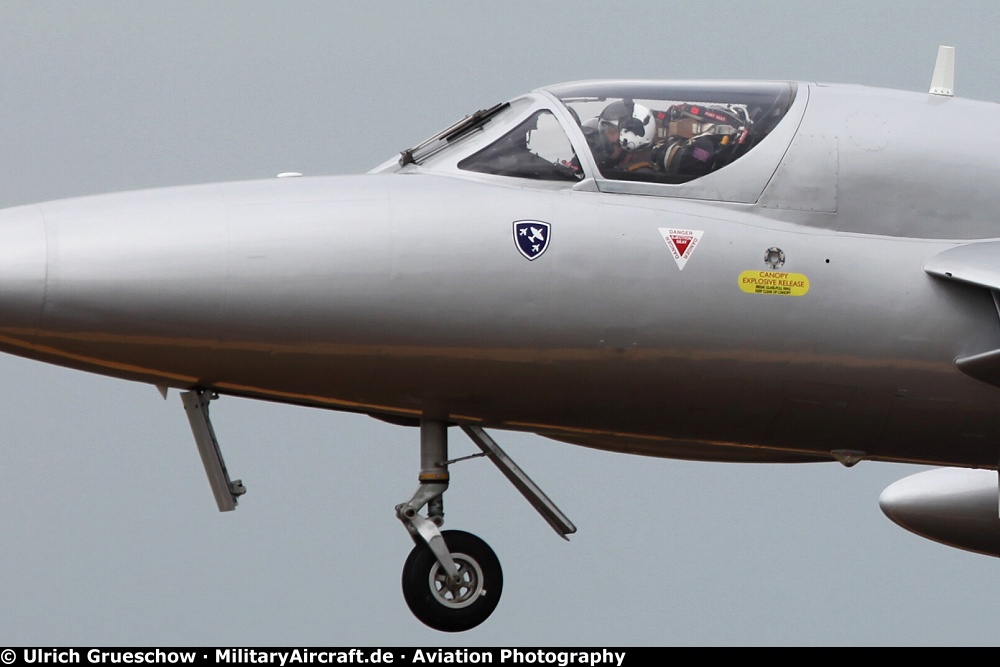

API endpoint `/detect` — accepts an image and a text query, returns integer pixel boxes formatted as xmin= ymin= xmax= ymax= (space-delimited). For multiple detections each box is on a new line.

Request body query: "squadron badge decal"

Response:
xmin=513 ymin=220 xmax=551 ymax=261
xmin=659 ymin=227 xmax=704 ymax=270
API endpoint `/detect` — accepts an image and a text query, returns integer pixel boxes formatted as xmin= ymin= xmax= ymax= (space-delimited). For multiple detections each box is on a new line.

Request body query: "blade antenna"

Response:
xmin=929 ymin=45 xmax=955 ymax=97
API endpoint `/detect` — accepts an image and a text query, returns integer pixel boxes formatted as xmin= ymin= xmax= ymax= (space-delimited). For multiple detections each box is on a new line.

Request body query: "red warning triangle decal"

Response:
xmin=658 ymin=228 xmax=704 ymax=270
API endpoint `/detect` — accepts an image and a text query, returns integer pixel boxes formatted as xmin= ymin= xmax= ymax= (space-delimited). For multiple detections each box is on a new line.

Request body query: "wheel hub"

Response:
xmin=428 ymin=553 xmax=485 ymax=609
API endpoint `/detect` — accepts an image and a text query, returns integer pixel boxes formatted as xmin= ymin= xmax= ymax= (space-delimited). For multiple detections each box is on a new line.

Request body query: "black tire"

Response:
xmin=401 ymin=530 xmax=503 ymax=632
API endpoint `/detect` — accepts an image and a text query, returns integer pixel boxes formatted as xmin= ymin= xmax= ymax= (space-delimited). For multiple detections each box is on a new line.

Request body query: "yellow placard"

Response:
xmin=738 ymin=270 xmax=810 ymax=296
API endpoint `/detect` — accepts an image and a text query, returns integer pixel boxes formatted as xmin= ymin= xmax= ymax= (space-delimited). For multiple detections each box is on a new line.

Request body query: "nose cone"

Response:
xmin=0 ymin=204 xmax=46 ymax=341
xmin=879 ymin=467 xmax=1000 ymax=557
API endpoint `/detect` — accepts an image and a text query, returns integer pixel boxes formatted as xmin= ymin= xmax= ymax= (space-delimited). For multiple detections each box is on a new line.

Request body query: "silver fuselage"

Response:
xmin=2 ymin=81 xmax=999 ymax=468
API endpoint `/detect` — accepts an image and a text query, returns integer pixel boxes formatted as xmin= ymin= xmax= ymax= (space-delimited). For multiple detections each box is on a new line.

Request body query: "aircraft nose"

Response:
xmin=0 ymin=204 xmax=46 ymax=337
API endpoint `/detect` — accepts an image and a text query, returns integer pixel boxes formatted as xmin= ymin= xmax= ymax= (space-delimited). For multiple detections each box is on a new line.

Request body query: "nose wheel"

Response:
xmin=395 ymin=419 xmax=574 ymax=631
xmin=401 ymin=530 xmax=503 ymax=632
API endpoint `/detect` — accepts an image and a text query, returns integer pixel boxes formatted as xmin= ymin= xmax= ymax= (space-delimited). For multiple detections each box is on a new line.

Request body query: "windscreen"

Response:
xmin=458 ymin=110 xmax=583 ymax=182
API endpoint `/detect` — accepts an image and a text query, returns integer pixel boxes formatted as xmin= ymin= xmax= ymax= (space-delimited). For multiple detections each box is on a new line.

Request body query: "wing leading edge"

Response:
xmin=925 ymin=241 xmax=1000 ymax=387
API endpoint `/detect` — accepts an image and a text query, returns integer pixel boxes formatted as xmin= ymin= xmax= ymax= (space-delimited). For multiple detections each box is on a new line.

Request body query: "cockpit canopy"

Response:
xmin=551 ymin=81 xmax=796 ymax=184
xmin=382 ymin=80 xmax=799 ymax=200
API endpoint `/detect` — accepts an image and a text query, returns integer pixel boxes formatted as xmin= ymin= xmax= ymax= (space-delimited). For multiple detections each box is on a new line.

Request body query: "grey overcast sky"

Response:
xmin=1 ymin=0 xmax=1000 ymax=647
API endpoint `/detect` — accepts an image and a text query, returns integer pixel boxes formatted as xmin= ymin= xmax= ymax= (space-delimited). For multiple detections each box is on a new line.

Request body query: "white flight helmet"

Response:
xmin=617 ymin=103 xmax=656 ymax=152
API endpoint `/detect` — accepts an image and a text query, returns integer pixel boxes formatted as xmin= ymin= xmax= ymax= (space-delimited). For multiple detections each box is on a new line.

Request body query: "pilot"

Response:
xmin=584 ymin=99 xmax=657 ymax=173
xmin=652 ymin=103 xmax=747 ymax=178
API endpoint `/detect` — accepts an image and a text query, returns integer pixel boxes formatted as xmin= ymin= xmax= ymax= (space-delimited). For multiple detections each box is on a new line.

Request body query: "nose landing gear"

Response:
xmin=177 ymin=392 xmax=569 ymax=632
xmin=395 ymin=419 xmax=575 ymax=631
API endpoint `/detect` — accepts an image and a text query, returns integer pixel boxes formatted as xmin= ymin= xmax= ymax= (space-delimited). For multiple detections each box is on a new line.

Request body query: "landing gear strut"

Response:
xmin=395 ymin=419 xmax=575 ymax=631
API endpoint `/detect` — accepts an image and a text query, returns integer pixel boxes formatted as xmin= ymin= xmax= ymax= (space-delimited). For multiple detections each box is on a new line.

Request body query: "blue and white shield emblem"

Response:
xmin=513 ymin=220 xmax=551 ymax=261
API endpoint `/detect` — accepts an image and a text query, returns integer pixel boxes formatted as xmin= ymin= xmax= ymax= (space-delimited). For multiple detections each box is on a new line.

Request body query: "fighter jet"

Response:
xmin=0 ymin=47 xmax=997 ymax=631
